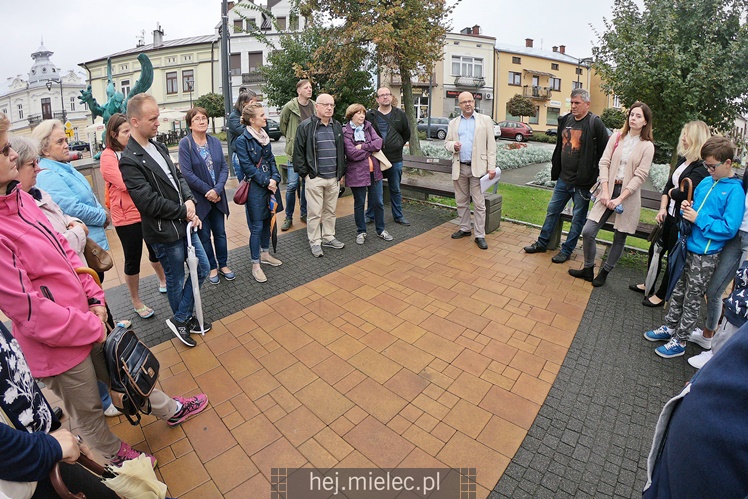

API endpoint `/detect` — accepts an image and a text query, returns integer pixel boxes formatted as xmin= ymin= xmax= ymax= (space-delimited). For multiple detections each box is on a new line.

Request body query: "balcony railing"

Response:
xmin=454 ymin=76 xmax=485 ymax=87
xmin=242 ymin=71 xmax=264 ymax=84
xmin=27 ymin=114 xmax=42 ymax=126
xmin=523 ymin=85 xmax=552 ymax=99
xmin=389 ymin=74 xmax=435 ymax=86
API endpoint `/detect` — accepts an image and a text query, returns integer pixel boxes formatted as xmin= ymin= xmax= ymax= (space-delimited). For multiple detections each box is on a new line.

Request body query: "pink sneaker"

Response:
xmin=167 ymin=394 xmax=209 ymax=427
xmin=110 ymin=441 xmax=156 ymax=468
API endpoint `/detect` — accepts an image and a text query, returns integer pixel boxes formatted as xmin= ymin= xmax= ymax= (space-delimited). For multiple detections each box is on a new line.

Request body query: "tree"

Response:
xmin=506 ymin=94 xmax=536 ymax=122
xmin=593 ymin=0 xmax=748 ymax=164
xmin=194 ymin=93 xmax=225 ymax=133
xmin=601 ymin=107 xmax=626 ymax=130
xmin=299 ymin=0 xmax=459 ymax=155
xmin=236 ymin=3 xmax=374 ymax=122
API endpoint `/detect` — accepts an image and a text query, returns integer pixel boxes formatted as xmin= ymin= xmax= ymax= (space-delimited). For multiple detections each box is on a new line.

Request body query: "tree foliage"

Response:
xmin=601 ymin=107 xmax=626 ymax=130
xmin=236 ymin=2 xmax=375 ymax=123
xmin=299 ymin=0 xmax=459 ymax=155
xmin=506 ymin=94 xmax=536 ymax=121
xmin=593 ymin=0 xmax=748 ymax=163
xmin=194 ymin=92 xmax=225 ymax=133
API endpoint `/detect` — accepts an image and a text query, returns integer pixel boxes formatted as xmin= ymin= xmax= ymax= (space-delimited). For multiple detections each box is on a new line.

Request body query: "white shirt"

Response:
xmin=143 ymin=141 xmax=178 ymax=192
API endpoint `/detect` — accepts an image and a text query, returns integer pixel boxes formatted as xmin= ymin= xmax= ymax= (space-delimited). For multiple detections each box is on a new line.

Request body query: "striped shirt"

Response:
xmin=315 ymin=122 xmax=338 ymax=178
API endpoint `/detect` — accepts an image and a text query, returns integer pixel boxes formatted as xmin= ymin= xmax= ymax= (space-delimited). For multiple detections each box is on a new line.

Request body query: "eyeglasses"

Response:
xmin=377 ymin=93 xmax=392 ymax=98
xmin=459 ymin=100 xmax=475 ymax=105
xmin=1 ymin=142 xmax=11 ymax=157
xmin=705 ymin=161 xmax=724 ymax=171
xmin=317 ymin=103 xmax=335 ymax=108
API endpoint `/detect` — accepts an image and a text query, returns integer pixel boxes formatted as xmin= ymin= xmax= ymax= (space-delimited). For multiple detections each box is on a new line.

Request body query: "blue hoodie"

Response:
xmin=686 ymin=176 xmax=744 ymax=255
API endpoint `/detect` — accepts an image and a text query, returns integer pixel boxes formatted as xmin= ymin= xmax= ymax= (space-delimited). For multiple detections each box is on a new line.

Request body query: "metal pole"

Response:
xmin=221 ymin=0 xmax=234 ymax=164
xmin=59 ymin=80 xmax=67 ymax=124
xmin=426 ymin=69 xmax=433 ymax=140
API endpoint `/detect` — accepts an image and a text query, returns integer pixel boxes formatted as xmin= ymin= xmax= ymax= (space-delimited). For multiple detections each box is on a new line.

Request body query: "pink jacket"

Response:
xmin=0 ymin=185 xmax=105 ymax=378
xmin=99 ymin=147 xmax=141 ymax=226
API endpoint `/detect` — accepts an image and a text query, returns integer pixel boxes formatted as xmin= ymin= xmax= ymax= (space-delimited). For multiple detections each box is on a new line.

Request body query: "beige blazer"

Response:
xmin=445 ymin=113 xmax=497 ymax=181
xmin=587 ymin=132 xmax=654 ymax=234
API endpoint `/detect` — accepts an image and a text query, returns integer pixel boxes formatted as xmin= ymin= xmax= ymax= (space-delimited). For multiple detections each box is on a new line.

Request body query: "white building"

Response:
xmin=0 ymin=42 xmax=88 ymax=137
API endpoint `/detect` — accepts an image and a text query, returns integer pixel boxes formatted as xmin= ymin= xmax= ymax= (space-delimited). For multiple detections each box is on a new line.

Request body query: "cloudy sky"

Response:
xmin=3 ymin=0 xmax=639 ymax=82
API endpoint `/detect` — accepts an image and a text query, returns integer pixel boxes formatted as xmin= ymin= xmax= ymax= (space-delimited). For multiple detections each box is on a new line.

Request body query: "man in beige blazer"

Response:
xmin=445 ymin=91 xmax=497 ymax=249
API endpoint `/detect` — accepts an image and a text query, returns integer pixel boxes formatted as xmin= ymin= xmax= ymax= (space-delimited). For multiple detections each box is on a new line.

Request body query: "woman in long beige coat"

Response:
xmin=569 ymin=101 xmax=655 ymax=286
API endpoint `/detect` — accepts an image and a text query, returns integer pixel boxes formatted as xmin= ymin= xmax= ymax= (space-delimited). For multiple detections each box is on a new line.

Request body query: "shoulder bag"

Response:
xmin=83 ymin=238 xmax=113 ymax=273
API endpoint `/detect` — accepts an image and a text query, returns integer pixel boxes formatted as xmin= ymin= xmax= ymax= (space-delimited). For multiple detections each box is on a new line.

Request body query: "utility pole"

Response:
xmin=221 ymin=0 xmax=234 ymax=163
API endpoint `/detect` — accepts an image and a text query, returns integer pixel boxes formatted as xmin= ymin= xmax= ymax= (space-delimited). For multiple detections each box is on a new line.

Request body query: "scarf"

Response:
xmin=247 ymin=125 xmax=270 ymax=146
xmin=350 ymin=122 xmax=365 ymax=142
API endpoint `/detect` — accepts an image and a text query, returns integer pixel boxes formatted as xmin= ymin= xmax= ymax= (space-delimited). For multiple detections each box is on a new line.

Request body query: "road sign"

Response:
xmin=65 ymin=128 xmax=74 ymax=138
xmin=64 ymin=121 xmax=73 ymax=129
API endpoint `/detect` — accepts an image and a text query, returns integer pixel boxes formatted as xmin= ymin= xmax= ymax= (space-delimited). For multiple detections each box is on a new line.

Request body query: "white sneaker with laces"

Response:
xmin=104 ymin=404 xmax=122 ymax=417
xmin=356 ymin=233 xmax=367 ymax=245
xmin=687 ymin=350 xmax=713 ymax=369
xmin=689 ymin=328 xmax=713 ymax=349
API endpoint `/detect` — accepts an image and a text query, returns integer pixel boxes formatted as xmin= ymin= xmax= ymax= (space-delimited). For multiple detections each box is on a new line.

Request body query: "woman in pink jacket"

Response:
xmin=99 ymin=113 xmax=167 ymax=319
xmin=0 ymin=112 xmax=209 ymax=468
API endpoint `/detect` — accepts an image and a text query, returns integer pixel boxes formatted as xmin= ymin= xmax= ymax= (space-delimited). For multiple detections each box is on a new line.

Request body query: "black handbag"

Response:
xmin=104 ymin=325 xmax=160 ymax=426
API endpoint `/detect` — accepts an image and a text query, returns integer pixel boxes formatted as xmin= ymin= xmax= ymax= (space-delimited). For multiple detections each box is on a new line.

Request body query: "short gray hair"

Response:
xmin=570 ymin=88 xmax=591 ymax=103
xmin=31 ymin=119 xmax=64 ymax=156
xmin=9 ymin=134 xmax=40 ymax=166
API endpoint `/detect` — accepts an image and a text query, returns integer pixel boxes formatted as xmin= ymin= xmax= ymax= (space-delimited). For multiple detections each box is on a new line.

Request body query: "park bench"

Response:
xmin=548 ymin=188 xmax=661 ymax=250
xmin=391 ymin=154 xmax=503 ymax=234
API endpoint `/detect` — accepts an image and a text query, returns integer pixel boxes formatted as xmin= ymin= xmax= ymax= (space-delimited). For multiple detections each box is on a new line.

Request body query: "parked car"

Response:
xmin=497 ymin=121 xmax=534 ymax=142
xmin=416 ymin=117 xmax=450 ymax=140
xmin=545 ymin=128 xmax=557 ymax=137
xmin=266 ymin=118 xmax=282 ymax=141
xmin=68 ymin=140 xmax=90 ymax=152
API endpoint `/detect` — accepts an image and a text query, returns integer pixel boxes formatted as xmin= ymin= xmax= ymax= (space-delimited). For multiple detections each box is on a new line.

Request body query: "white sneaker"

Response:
xmin=104 ymin=404 xmax=122 ymax=417
xmin=689 ymin=328 xmax=713 ymax=349
xmin=378 ymin=230 xmax=393 ymax=241
xmin=356 ymin=233 xmax=367 ymax=245
xmin=687 ymin=350 xmax=713 ymax=369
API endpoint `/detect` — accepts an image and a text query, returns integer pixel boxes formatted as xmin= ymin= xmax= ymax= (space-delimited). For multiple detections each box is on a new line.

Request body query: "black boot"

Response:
xmin=569 ymin=266 xmax=594 ymax=282
xmin=592 ymin=268 xmax=609 ymax=287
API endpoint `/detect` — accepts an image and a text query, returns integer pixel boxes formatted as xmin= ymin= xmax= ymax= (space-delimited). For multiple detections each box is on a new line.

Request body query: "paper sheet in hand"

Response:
xmin=480 ymin=168 xmax=501 ymax=192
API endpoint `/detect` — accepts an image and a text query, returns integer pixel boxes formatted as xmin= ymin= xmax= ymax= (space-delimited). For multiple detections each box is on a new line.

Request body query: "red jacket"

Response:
xmin=0 ymin=186 xmax=105 ymax=377
xmin=99 ymin=147 xmax=142 ymax=226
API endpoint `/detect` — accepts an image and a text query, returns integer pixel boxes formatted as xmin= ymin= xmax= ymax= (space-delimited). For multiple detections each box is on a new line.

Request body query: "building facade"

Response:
xmin=441 ymin=27 xmax=496 ymax=119
xmin=0 ymin=42 xmax=88 ymax=137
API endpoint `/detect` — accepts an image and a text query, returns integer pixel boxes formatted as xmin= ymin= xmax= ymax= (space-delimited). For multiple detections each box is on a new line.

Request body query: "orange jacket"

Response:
xmin=99 ymin=147 xmax=142 ymax=226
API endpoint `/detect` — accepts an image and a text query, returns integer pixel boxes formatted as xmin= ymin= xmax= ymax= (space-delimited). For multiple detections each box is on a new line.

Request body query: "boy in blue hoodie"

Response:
xmin=645 ymin=137 xmax=745 ymax=358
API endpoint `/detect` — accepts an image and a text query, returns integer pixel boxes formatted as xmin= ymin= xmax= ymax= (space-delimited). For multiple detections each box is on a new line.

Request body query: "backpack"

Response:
xmin=104 ymin=325 xmax=160 ymax=426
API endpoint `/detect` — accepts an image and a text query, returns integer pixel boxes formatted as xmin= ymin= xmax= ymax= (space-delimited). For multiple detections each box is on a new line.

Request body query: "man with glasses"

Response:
xmin=524 ymin=88 xmax=609 ymax=263
xmin=280 ymin=79 xmax=315 ymax=231
xmin=445 ymin=91 xmax=497 ymax=250
xmin=365 ymin=87 xmax=411 ymax=226
xmin=293 ymin=93 xmax=346 ymax=257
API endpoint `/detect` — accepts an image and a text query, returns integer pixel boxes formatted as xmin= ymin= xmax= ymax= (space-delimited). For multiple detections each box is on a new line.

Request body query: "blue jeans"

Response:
xmin=352 ymin=176 xmax=384 ymax=235
xmin=151 ymin=234 xmax=209 ymax=323
xmin=285 ymin=164 xmax=307 ymax=218
xmin=705 ymin=229 xmax=748 ymax=330
xmin=198 ymin=204 xmax=228 ymax=270
xmin=245 ymin=206 xmax=271 ymax=263
xmin=537 ymin=178 xmax=590 ymax=255
xmin=98 ymin=380 xmax=112 ymax=409
xmin=367 ymin=161 xmax=403 ymax=221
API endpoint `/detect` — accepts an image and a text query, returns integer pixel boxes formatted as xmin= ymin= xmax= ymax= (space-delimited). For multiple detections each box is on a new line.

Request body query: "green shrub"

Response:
xmin=527 ymin=133 xmax=557 ymax=144
xmin=648 ymin=164 xmax=670 ymax=192
xmin=409 ymin=142 xmax=552 ymax=170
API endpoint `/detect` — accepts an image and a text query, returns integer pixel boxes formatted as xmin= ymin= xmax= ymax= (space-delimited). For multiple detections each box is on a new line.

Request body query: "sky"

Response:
xmin=3 ymin=0 xmax=637 ymax=83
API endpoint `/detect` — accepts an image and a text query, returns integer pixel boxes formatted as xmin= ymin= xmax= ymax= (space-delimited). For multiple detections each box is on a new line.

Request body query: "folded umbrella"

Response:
xmin=102 ymin=454 xmax=167 ymax=499
xmin=665 ymin=178 xmax=693 ymax=301
xmin=644 ymin=223 xmax=665 ymax=296
xmin=185 ymin=222 xmax=205 ymax=335
xmin=269 ymin=193 xmax=280 ymax=253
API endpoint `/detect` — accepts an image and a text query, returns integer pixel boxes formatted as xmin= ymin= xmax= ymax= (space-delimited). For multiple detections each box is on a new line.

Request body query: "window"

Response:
xmin=508 ymin=71 xmax=521 ymax=86
xmin=119 ymin=64 xmax=128 ymax=72
xmin=1 ymin=109 xmax=6 ymax=116
xmin=547 ymin=107 xmax=560 ymax=126
xmin=247 ymin=18 xmax=257 ymax=29
xmin=576 ymin=67 xmax=583 ymax=75
xmin=451 ymin=56 xmax=483 ymax=77
xmin=41 ymin=98 xmax=51 ymax=120
xmin=230 ymin=54 xmax=241 ymax=75
xmin=69 ymin=96 xmax=75 ymax=112
xmin=289 ymin=13 xmax=299 ymax=30
xmin=166 ymin=56 xmax=176 ymax=64
xmin=17 ymin=104 xmax=23 ymax=120
xmin=550 ymin=77 xmax=561 ymax=91
xmin=183 ymin=55 xmax=192 ymax=62
xmin=512 ymin=56 xmax=521 ymax=64
xmin=277 ymin=16 xmax=286 ymax=30
xmin=248 ymin=52 xmax=263 ymax=72
xmin=233 ymin=19 xmax=243 ymax=32
xmin=529 ymin=107 xmax=540 ymax=124
xmin=551 ymin=63 xmax=559 ymax=70
xmin=572 ymin=81 xmax=583 ymax=90
xmin=121 ymin=79 xmax=130 ymax=98
xmin=166 ymin=71 xmax=178 ymax=94
xmin=613 ymin=95 xmax=621 ymax=108
xmin=182 ymin=70 xmax=194 ymax=92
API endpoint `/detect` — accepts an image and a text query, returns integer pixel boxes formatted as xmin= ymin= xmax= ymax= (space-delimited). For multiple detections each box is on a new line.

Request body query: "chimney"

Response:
xmin=559 ymin=45 xmax=566 ymax=54
xmin=552 ymin=46 xmax=558 ymax=52
xmin=472 ymin=25 xmax=481 ymax=35
xmin=153 ymin=23 xmax=164 ymax=47
xmin=525 ymin=38 xmax=533 ymax=48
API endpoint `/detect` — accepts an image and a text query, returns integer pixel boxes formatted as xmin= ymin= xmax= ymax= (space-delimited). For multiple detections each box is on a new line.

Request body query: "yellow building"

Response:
xmin=79 ymin=25 xmax=220 ymax=139
xmin=494 ymin=39 xmax=604 ymax=130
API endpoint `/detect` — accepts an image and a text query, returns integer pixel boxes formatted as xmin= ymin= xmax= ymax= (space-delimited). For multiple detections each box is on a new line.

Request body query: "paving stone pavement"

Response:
xmin=105 ymin=203 xmax=455 ymax=347
xmin=490 ymin=264 xmax=698 ymax=498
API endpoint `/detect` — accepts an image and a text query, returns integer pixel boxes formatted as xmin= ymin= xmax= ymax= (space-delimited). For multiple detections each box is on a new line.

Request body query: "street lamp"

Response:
xmin=187 ymin=78 xmax=194 ymax=107
xmin=577 ymin=57 xmax=594 ymax=85
xmin=45 ymin=79 xmax=66 ymax=124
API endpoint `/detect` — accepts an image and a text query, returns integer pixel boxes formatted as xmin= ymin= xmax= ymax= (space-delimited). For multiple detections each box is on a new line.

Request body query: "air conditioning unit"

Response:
xmin=485 ymin=92 xmax=493 ymax=100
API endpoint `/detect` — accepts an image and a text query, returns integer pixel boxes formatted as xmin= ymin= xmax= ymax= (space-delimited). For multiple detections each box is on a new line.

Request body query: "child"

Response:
xmin=644 ymin=136 xmax=745 ymax=358
xmin=688 ymin=259 xmax=748 ymax=368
